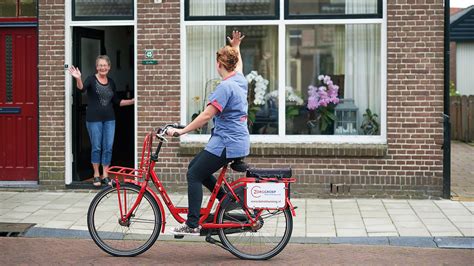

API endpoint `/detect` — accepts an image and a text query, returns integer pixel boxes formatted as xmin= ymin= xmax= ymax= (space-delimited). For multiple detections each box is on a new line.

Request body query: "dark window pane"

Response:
xmin=188 ymin=0 xmax=277 ymax=17
xmin=288 ymin=0 xmax=378 ymax=16
xmin=74 ymin=0 xmax=133 ymax=19
xmin=6 ymin=35 xmax=13 ymax=103
xmin=20 ymin=0 xmax=37 ymax=17
xmin=0 ymin=0 xmax=17 ymax=17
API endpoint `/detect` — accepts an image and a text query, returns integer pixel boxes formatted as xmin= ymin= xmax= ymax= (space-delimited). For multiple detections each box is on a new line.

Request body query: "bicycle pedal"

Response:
xmin=173 ymin=234 xmax=184 ymax=239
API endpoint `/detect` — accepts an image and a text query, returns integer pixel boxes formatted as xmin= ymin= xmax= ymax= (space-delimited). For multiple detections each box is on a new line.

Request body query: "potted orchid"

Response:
xmin=265 ymin=86 xmax=304 ymax=119
xmin=246 ymin=71 xmax=269 ymax=127
xmin=307 ymin=75 xmax=340 ymax=134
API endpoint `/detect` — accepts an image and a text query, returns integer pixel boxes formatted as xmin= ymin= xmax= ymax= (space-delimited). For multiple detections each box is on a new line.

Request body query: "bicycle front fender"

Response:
xmin=286 ymin=198 xmax=296 ymax=217
xmin=123 ymin=179 xmax=167 ymax=233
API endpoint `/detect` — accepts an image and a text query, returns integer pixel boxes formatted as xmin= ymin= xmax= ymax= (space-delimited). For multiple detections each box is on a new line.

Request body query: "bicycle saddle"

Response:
xmin=230 ymin=159 xmax=249 ymax=172
xmin=246 ymin=168 xmax=292 ymax=179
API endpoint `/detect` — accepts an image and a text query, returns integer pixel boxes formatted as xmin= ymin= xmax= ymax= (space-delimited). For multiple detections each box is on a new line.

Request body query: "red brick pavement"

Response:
xmin=451 ymin=141 xmax=474 ymax=200
xmin=0 ymin=238 xmax=472 ymax=265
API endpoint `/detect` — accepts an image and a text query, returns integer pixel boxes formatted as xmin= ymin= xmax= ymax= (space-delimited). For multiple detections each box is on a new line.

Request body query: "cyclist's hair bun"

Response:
xmin=216 ymin=46 xmax=239 ymax=72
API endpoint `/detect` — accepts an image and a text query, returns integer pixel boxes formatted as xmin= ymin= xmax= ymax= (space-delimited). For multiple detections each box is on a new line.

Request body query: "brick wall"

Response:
xmin=36 ymin=0 xmax=446 ymax=197
xmin=145 ymin=0 xmax=445 ymax=198
xmin=38 ymin=0 xmax=66 ymax=189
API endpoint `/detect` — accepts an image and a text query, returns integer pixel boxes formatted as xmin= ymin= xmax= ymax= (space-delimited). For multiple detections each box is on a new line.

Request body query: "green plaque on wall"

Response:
xmin=142 ymin=60 xmax=158 ymax=65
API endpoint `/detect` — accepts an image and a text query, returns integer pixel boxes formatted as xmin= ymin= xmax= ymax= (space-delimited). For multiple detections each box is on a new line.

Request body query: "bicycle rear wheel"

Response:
xmin=217 ymin=193 xmax=293 ymax=260
xmin=87 ymin=183 xmax=161 ymax=256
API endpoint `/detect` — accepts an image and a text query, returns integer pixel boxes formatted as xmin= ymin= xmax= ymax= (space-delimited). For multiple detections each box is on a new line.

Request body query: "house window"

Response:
xmin=186 ymin=0 xmax=279 ymax=20
xmin=72 ymin=0 xmax=134 ymax=20
xmin=183 ymin=0 xmax=384 ymax=140
xmin=0 ymin=0 xmax=37 ymax=17
xmin=286 ymin=24 xmax=381 ymax=135
xmin=286 ymin=0 xmax=382 ymax=18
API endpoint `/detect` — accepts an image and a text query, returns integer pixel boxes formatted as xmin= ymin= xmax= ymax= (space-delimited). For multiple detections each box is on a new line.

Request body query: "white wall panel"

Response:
xmin=456 ymin=43 xmax=474 ymax=95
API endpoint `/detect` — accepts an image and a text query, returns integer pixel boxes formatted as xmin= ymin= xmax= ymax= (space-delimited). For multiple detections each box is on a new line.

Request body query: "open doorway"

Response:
xmin=72 ymin=26 xmax=134 ymax=184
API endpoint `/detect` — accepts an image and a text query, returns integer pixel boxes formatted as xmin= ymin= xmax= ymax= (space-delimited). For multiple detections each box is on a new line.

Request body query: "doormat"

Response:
xmin=0 ymin=222 xmax=36 ymax=237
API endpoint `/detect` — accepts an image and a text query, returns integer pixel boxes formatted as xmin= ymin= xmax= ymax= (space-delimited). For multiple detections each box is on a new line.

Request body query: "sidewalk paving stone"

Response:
xmin=1 ymin=191 xmax=473 ymax=241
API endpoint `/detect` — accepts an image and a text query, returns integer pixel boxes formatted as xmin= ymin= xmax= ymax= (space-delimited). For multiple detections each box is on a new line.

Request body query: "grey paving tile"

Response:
xmin=0 ymin=202 xmax=22 ymax=209
xmin=307 ymin=217 xmax=334 ymax=225
xmin=358 ymin=206 xmax=386 ymax=211
xmin=1 ymin=212 xmax=32 ymax=220
xmin=429 ymin=230 xmax=463 ymax=236
xmin=336 ymin=229 xmax=367 ymax=237
xmin=356 ymin=199 xmax=383 ymax=205
xmin=360 ymin=211 xmax=390 ymax=218
xmin=41 ymin=204 xmax=74 ymax=210
xmin=415 ymin=212 xmax=446 ymax=219
xmin=392 ymin=221 xmax=426 ymax=229
xmin=363 ymin=217 xmax=392 ymax=225
xmin=390 ymin=215 xmax=422 ymax=222
xmin=458 ymin=227 xmax=474 ymax=236
xmin=448 ymin=215 xmax=474 ymax=225
xmin=307 ymin=211 xmax=333 ymax=218
xmin=0 ymin=192 xmax=19 ymax=200
xmin=307 ymin=232 xmax=337 ymax=237
xmin=54 ymin=213 xmax=85 ymax=222
xmin=330 ymin=237 xmax=388 ymax=245
xmin=334 ymin=215 xmax=363 ymax=222
xmin=434 ymin=237 xmax=474 ymax=249
xmin=368 ymin=232 xmax=399 ymax=237
xmin=21 ymin=215 xmax=53 ymax=224
xmin=13 ymin=205 xmax=43 ymax=213
xmin=335 ymin=221 xmax=365 ymax=229
xmin=366 ymin=224 xmax=397 ymax=233
xmin=388 ymin=237 xmax=436 ymax=247
xmin=387 ymin=209 xmax=415 ymax=215
xmin=0 ymin=217 xmax=21 ymax=223
xmin=42 ymin=220 xmax=76 ymax=229
xmin=396 ymin=229 xmax=431 ymax=237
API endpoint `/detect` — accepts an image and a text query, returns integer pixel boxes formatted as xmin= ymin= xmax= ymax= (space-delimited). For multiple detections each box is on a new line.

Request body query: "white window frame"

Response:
xmin=180 ymin=0 xmax=387 ymax=144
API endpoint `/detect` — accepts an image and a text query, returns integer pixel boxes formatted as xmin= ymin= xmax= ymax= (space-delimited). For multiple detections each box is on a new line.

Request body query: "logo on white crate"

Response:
xmin=246 ymin=183 xmax=286 ymax=209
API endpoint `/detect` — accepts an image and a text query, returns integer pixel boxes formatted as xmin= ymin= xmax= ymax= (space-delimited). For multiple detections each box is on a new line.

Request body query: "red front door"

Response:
xmin=0 ymin=27 xmax=38 ymax=181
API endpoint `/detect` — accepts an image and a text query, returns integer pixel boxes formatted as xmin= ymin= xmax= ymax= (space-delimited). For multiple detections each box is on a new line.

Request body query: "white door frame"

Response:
xmin=64 ymin=3 xmax=138 ymax=185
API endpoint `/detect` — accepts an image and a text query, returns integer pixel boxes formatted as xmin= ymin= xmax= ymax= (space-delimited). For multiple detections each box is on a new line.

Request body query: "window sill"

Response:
xmin=179 ymin=142 xmax=387 ymax=157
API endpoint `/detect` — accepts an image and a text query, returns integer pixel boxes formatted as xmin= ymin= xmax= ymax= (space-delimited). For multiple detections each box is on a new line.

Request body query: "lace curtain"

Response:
xmin=187 ymin=2 xmax=225 ymax=124
xmin=344 ymin=0 xmax=381 ymax=127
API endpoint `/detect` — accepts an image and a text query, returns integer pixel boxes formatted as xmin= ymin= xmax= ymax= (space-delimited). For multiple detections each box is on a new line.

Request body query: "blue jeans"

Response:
xmin=86 ymin=120 xmax=115 ymax=165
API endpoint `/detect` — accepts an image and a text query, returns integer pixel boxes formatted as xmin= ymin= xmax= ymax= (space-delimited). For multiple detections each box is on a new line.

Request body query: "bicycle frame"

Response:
xmin=107 ymin=131 xmax=296 ymax=234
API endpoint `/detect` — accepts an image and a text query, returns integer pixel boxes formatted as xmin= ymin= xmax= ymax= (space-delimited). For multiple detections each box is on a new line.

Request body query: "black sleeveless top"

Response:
xmin=82 ymin=75 xmax=121 ymax=122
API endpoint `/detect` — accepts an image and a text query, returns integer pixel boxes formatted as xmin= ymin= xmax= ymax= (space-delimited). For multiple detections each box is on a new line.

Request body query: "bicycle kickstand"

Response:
xmin=205 ymin=233 xmax=229 ymax=252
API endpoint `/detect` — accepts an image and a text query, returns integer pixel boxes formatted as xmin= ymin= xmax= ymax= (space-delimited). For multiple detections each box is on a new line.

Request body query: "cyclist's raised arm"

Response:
xmin=167 ymin=104 xmax=218 ymax=137
xmin=227 ymin=30 xmax=245 ymax=74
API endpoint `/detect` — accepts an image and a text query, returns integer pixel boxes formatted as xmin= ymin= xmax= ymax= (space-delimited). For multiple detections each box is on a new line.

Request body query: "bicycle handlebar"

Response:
xmin=156 ymin=123 xmax=186 ymax=142
xmin=151 ymin=123 xmax=186 ymax=160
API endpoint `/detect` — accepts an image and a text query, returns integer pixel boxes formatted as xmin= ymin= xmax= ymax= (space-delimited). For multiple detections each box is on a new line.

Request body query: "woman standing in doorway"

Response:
xmin=68 ymin=55 xmax=134 ymax=187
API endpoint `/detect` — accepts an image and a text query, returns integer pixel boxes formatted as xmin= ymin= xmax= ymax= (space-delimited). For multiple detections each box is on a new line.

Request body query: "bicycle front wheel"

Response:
xmin=87 ymin=183 xmax=162 ymax=257
xmin=217 ymin=198 xmax=293 ymax=260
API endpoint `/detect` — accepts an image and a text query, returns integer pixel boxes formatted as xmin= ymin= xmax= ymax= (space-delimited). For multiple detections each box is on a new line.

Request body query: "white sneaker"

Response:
xmin=170 ymin=224 xmax=201 ymax=236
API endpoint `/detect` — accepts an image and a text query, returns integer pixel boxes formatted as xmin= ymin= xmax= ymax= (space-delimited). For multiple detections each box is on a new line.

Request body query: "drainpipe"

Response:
xmin=443 ymin=0 xmax=451 ymax=199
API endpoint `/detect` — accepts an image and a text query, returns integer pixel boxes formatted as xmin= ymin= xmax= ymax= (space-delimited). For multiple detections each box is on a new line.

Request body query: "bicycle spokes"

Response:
xmin=88 ymin=184 xmax=161 ymax=257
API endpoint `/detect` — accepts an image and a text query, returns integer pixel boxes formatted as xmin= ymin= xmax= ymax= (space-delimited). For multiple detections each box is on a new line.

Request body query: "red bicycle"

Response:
xmin=87 ymin=124 xmax=297 ymax=260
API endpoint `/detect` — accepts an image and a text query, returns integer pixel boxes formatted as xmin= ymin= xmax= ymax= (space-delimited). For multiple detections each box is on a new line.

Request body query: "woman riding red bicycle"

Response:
xmin=87 ymin=30 xmax=296 ymax=260
xmin=166 ymin=30 xmax=249 ymax=236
